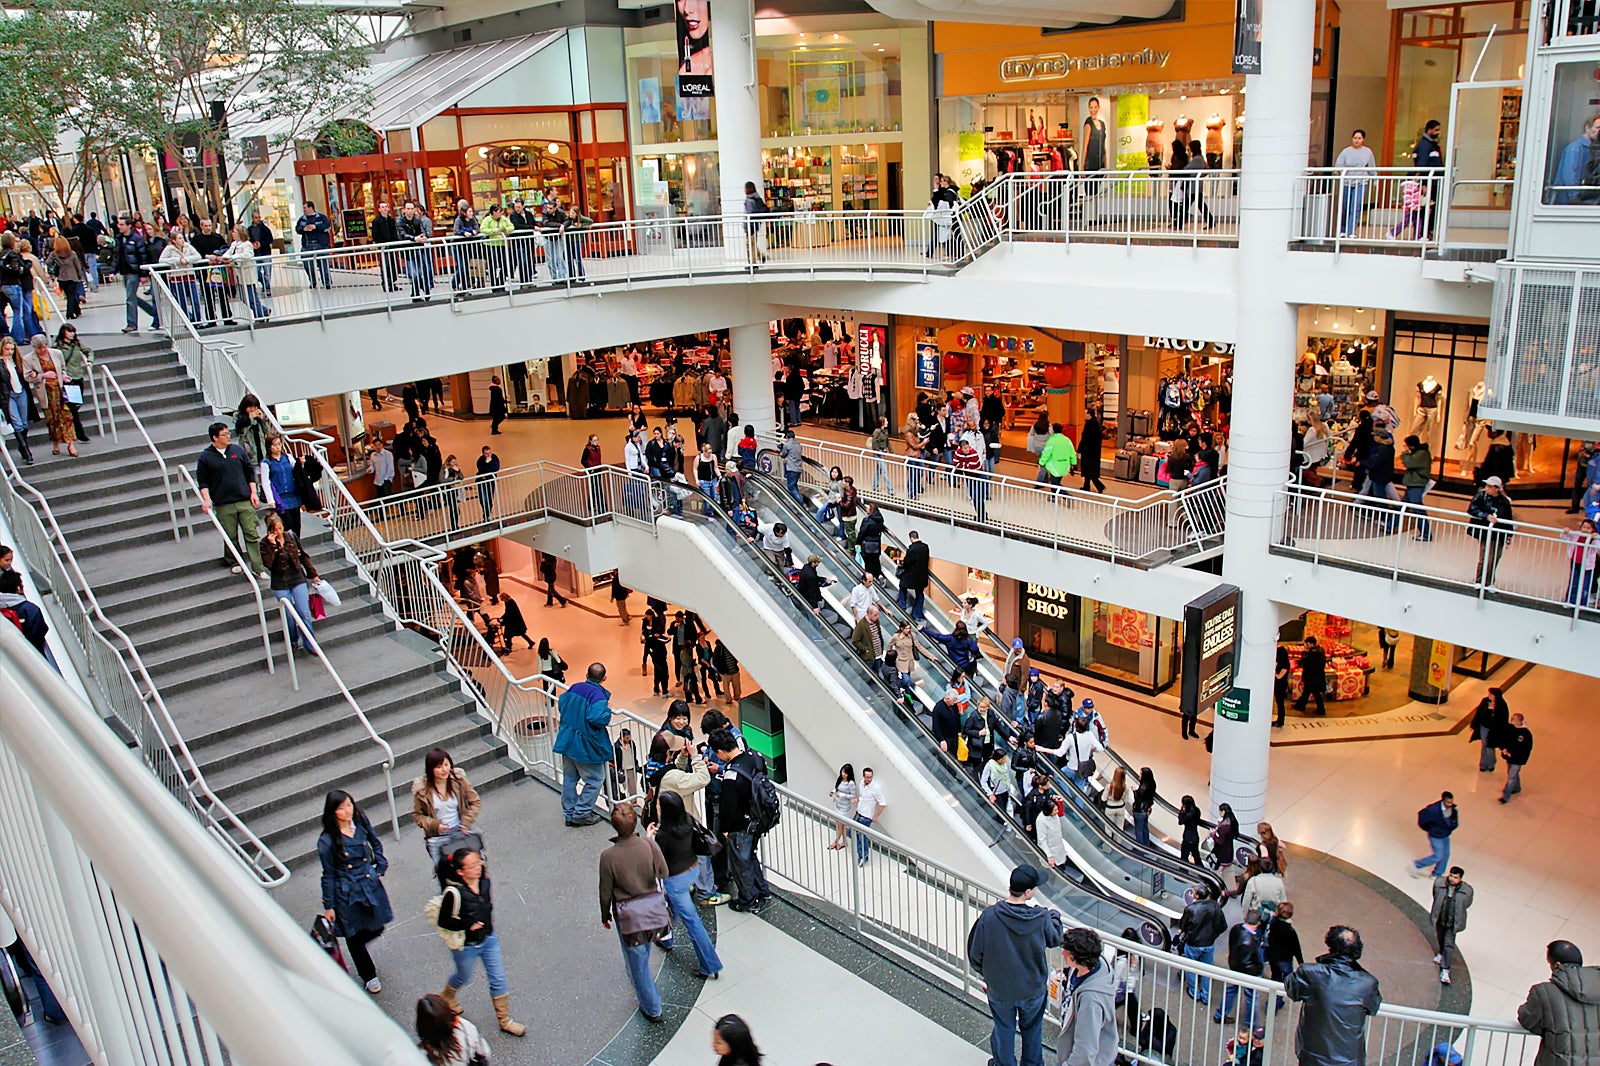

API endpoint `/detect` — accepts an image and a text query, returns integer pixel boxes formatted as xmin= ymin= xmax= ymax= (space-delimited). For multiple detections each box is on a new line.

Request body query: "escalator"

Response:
xmin=755 ymin=449 xmax=1258 ymax=869
xmin=648 ymin=478 xmax=1179 ymax=947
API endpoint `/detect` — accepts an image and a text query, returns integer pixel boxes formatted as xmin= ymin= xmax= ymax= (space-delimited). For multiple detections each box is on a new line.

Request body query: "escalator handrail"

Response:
xmin=759 ymin=448 xmax=1259 ymax=860
xmin=737 ymin=468 xmax=1224 ymax=904
xmin=656 ymin=477 xmax=1176 ymax=945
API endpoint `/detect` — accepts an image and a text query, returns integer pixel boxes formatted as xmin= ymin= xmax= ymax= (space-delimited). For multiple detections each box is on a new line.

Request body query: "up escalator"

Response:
xmin=655 ymin=479 xmax=1179 ymax=946
xmin=754 ymin=450 xmax=1257 ymax=870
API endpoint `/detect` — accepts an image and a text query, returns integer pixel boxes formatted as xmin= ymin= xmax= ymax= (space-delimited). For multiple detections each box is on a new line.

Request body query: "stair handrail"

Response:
xmin=172 ymin=465 xmax=277 ymax=675
xmin=91 ymin=364 xmax=184 ymax=542
xmin=0 ymin=412 xmax=290 ymax=885
xmin=272 ymin=598 xmax=401 ymax=838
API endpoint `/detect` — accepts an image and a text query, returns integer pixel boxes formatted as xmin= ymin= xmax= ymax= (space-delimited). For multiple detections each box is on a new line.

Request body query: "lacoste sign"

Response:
xmin=999 ymin=48 xmax=1171 ymax=83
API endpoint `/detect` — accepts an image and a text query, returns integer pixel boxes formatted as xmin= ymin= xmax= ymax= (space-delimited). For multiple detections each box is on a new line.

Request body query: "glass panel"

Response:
xmin=626 ymin=36 xmax=716 ymax=146
xmin=464 ymin=142 xmax=574 ymax=209
xmin=459 ymin=113 xmax=571 ymax=146
xmin=595 ymin=109 xmax=626 ymax=144
xmin=1392 ymin=44 xmax=1458 ymax=168
xmin=420 ymin=115 xmax=460 ymax=151
xmin=632 ymin=152 xmax=720 ymax=218
xmin=385 ymin=128 xmax=414 ymax=153
xmin=758 ymin=41 xmax=902 ymax=137
xmin=1542 ymin=61 xmax=1600 ymax=205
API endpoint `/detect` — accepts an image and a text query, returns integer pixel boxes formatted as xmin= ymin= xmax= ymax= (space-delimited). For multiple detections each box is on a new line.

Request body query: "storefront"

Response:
xmin=1294 ymin=305 xmax=1387 ymax=434
xmin=934 ymin=1 xmax=1337 ymax=190
xmin=1382 ymin=316 xmax=1580 ymax=493
xmin=770 ymin=313 xmax=887 ymax=430
xmin=284 ymin=32 xmax=631 ymax=238
xmin=996 ymin=578 xmax=1180 ymax=695
xmin=625 ymin=16 xmax=930 ymax=217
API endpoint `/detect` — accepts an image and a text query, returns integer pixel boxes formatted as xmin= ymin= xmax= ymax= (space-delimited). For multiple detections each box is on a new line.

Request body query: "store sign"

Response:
xmin=915 ymin=341 xmax=940 ymax=390
xmin=1024 ymin=582 xmax=1073 ymax=619
xmin=956 ymin=331 xmax=1034 ymax=354
xmin=1216 ymin=689 xmax=1250 ymax=723
xmin=999 ymin=48 xmax=1171 ymax=83
xmin=1143 ymin=336 xmax=1237 ymax=355
xmin=342 ymin=210 xmax=368 ymax=240
xmin=238 ymin=135 xmax=270 ymax=168
xmin=1232 ymin=0 xmax=1263 ymax=75
xmin=1180 ymin=584 xmax=1241 ymax=722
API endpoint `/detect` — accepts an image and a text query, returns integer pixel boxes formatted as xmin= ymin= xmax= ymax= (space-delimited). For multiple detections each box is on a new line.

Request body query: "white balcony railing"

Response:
xmin=1291 ymin=168 xmax=1511 ymax=256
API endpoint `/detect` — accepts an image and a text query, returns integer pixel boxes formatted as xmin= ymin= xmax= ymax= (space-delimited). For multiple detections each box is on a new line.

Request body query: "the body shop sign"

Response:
xmin=1180 ymin=584 xmax=1241 ymax=721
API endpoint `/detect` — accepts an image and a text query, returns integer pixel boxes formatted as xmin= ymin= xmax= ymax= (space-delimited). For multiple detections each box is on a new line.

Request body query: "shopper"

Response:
xmin=1130 ymin=767 xmax=1156 ymax=846
xmin=412 ymin=748 xmax=482 ymax=865
xmin=435 ymin=846 xmax=526 ymax=1036
xmin=1214 ymin=908 xmax=1267 ymax=1026
xmin=1179 ymin=885 xmax=1229 ymax=1003
xmin=599 ymin=802 xmax=670 ymax=1023
xmin=1293 ymin=636 xmax=1328 ymax=717
xmin=1429 ymin=866 xmax=1473 ymax=986
xmin=711 ymin=728 xmax=774 ymax=909
xmin=1411 ymin=791 xmax=1459 ymax=879
xmin=649 ymin=790 xmax=724 ymax=979
xmin=1517 ymin=940 xmax=1600 ymax=1066
xmin=712 ymin=1014 xmax=765 ymax=1066
xmin=1054 ymin=926 xmax=1118 ymax=1066
xmin=414 ymin=993 xmax=491 ymax=1066
xmin=554 ymin=662 xmax=614 ymax=827
xmin=1284 ymin=927 xmax=1383 ymax=1066
xmin=1400 ymin=435 xmax=1434 ymax=541
xmin=1467 ymin=476 xmax=1514 ymax=588
xmin=317 ymin=790 xmax=392 ymax=994
xmin=1498 ymin=713 xmax=1533 ymax=804
xmin=1078 ymin=409 xmax=1106 ymax=493
xmin=196 ymin=422 xmax=266 ymax=578
xmin=260 ymin=511 xmax=318 ymax=654
xmin=1036 ymin=424 xmax=1077 ymax=487
xmin=896 ymin=530 xmax=930 ymax=621
xmin=1265 ymin=900 xmax=1305 ymax=986
xmin=827 ymin=764 xmax=858 ymax=850
xmin=1470 ymin=688 xmax=1510 ymax=773
xmin=851 ymin=766 xmax=888 ymax=868
xmin=966 ymin=864 xmax=1064 ymax=1066
xmin=1178 ymin=795 xmax=1204 ymax=865
xmin=262 ymin=435 xmax=303 ymax=536
xmin=1563 ymin=519 xmax=1599 ymax=607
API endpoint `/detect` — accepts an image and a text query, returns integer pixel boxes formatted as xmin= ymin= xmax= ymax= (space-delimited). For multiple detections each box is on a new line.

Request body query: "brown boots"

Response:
xmin=493 ymin=994 xmax=526 ymax=1037
xmin=439 ymin=984 xmax=462 ymax=1015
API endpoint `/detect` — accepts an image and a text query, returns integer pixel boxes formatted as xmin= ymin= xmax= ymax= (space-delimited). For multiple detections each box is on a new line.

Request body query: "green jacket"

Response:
xmin=59 ymin=340 xmax=93 ymax=380
xmin=1401 ymin=446 xmax=1432 ymax=488
xmin=1039 ymin=433 xmax=1077 ymax=477
xmin=479 ymin=215 xmax=513 ymax=245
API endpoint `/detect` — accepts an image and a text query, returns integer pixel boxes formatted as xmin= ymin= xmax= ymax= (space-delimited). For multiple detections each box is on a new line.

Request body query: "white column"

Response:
xmin=729 ymin=322 xmax=774 ymax=439
xmin=1209 ymin=0 xmax=1315 ymax=826
xmin=711 ymin=0 xmax=763 ymax=223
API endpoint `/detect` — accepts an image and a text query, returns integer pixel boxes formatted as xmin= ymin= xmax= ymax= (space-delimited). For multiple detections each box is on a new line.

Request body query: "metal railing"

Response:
xmin=1292 ymin=168 xmax=1443 ymax=251
xmin=759 ymin=782 xmax=1535 ymax=1066
xmin=1545 ymin=0 xmax=1600 ymax=41
xmin=1274 ymin=481 xmax=1600 ymax=620
xmin=769 ymin=435 xmax=1227 ymax=567
xmin=0 ymin=413 xmax=289 ymax=886
xmin=149 ymin=209 xmax=976 ymax=330
xmin=351 ymin=457 xmax=603 ymax=548
xmin=90 ymin=365 xmax=183 ymax=542
xmin=173 ymin=466 xmax=277 ymax=673
xmin=0 ymin=623 xmax=422 ymax=1064
xmin=988 ymin=168 xmax=1243 ymax=246
xmin=1484 ymin=261 xmax=1600 ymax=428
xmin=1438 ymin=177 xmax=1515 ymax=251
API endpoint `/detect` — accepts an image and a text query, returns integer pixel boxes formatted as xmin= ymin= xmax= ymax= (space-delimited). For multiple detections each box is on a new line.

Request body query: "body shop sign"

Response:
xmin=1180 ymin=584 xmax=1241 ymax=721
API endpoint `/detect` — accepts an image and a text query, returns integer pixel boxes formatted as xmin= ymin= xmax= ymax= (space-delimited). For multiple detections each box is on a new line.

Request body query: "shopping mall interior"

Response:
xmin=4 ymin=0 xmax=1600 ymax=1064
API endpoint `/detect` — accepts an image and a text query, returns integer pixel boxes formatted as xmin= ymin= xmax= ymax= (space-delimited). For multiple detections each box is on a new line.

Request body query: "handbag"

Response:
xmin=309 ymin=593 xmax=326 ymax=621
xmin=614 ymin=888 xmax=671 ymax=946
xmin=956 ymin=735 xmax=969 ymax=761
xmin=62 ymin=384 xmax=82 ymax=406
xmin=425 ymin=887 xmax=468 ymax=951
xmin=691 ymin=820 xmax=723 ymax=857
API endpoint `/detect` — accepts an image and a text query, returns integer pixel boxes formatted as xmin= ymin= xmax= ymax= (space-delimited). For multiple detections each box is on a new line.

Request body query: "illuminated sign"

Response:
xmin=1023 ymin=582 xmax=1073 ymax=619
xmin=1143 ymin=336 xmax=1237 ymax=355
xmin=1181 ymin=584 xmax=1241 ymax=720
xmin=956 ymin=332 xmax=1036 ymax=354
xmin=999 ymin=48 xmax=1171 ymax=83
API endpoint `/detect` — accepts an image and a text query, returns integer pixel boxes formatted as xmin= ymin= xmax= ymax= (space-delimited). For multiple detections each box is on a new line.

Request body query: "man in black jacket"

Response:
xmin=247 ymin=211 xmax=275 ymax=294
xmin=1498 ymin=713 xmax=1533 ymax=804
xmin=896 ymin=530 xmax=930 ymax=621
xmin=507 ymin=198 xmax=538 ymax=283
xmin=1214 ymin=910 xmax=1267 ymax=1025
xmin=1180 ymin=886 xmax=1229 ymax=1003
xmin=370 ymin=201 xmax=401 ymax=291
xmin=711 ymin=729 xmax=771 ymax=912
xmin=1468 ymin=476 xmax=1514 ymax=587
xmin=1470 ymin=687 xmax=1510 ymax=772
xmin=195 ymin=422 xmax=266 ymax=577
xmin=1293 ymin=637 xmax=1328 ymax=717
xmin=111 ymin=216 xmax=160 ymax=333
xmin=1285 ymin=926 xmax=1383 ymax=1066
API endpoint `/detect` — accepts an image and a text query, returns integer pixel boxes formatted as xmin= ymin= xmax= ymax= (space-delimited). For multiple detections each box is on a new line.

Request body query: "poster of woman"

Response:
xmin=675 ymin=0 xmax=713 ymax=121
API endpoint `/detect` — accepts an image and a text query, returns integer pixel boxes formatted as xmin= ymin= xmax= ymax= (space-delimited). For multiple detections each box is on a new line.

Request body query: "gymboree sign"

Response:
xmin=938 ymin=324 xmax=1064 ymax=363
xmin=1180 ymin=584 xmax=1241 ymax=723
xmin=999 ymin=48 xmax=1172 ymax=83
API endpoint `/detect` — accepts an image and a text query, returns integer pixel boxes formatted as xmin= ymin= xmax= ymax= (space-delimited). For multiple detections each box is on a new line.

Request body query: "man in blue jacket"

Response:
xmin=1411 ymin=791 xmax=1459 ymax=879
xmin=555 ymin=662 xmax=614 ymax=826
xmin=295 ymin=201 xmax=332 ymax=289
xmin=967 ymin=864 xmax=1063 ymax=1066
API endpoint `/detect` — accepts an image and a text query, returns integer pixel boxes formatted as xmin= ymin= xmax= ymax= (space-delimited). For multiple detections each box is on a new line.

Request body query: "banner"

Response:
xmin=956 ymin=132 xmax=986 ymax=195
xmin=1115 ymin=94 xmax=1150 ymax=192
xmin=915 ymin=341 xmax=940 ymax=390
xmin=638 ymin=78 xmax=662 ymax=125
xmin=1180 ymin=584 xmax=1241 ymax=722
xmin=676 ymin=0 xmax=714 ymax=116
xmin=1232 ymin=0 xmax=1263 ymax=75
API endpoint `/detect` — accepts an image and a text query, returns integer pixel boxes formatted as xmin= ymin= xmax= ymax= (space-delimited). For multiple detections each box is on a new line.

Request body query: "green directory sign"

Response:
xmin=1216 ymin=689 xmax=1250 ymax=723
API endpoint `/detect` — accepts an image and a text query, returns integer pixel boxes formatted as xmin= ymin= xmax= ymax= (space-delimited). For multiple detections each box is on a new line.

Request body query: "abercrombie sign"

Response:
xmin=1143 ymin=336 xmax=1237 ymax=355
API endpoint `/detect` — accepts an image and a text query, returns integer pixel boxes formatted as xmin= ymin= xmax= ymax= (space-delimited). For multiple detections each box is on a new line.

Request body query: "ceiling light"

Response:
xmin=871 ymin=41 xmax=880 ymax=46
xmin=548 ymin=142 xmax=561 ymax=153
xmin=832 ymin=32 xmax=840 ymax=40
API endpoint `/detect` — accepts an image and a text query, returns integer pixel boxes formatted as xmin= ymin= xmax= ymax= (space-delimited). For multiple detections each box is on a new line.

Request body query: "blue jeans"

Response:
xmin=1415 ymin=834 xmax=1450 ymax=877
xmin=728 ymin=830 xmax=769 ymax=905
xmin=853 ymin=813 xmax=875 ymax=864
xmin=560 ymin=756 xmax=607 ymax=820
xmin=784 ymin=469 xmax=802 ymax=502
xmin=479 ymin=483 xmax=496 ymax=521
xmin=663 ymin=867 xmax=723 ymax=975
xmin=272 ymin=582 xmax=316 ymax=651
xmin=6 ymin=391 xmax=27 ymax=434
xmin=1503 ymin=762 xmax=1523 ymax=801
xmin=448 ymin=931 xmax=508 ymax=996
xmin=1216 ymin=982 xmax=1260 ymax=1024
xmin=3 ymin=285 xmax=27 ymax=341
xmin=1566 ymin=562 xmax=1593 ymax=607
xmin=1133 ymin=810 xmax=1151 ymax=846
xmin=1183 ymin=943 xmax=1215 ymax=1001
xmin=694 ymin=854 xmax=716 ymax=896
xmin=546 ymin=238 xmax=568 ymax=281
xmin=83 ymin=253 xmax=98 ymax=292
xmin=986 ymin=991 xmax=1047 ymax=1066
xmin=256 ymin=260 xmax=272 ymax=294
xmin=896 ymin=586 xmax=925 ymax=621
xmin=1340 ymin=181 xmax=1367 ymax=236
xmin=617 ymin=929 xmax=661 ymax=1018
xmin=699 ymin=478 xmax=717 ymax=515
xmin=406 ymin=247 xmax=433 ymax=295
xmin=120 ymin=275 xmax=158 ymax=330
xmin=1403 ymin=485 xmax=1431 ymax=539
xmin=302 ymin=255 xmax=331 ymax=288
xmin=1478 ymin=725 xmax=1498 ymax=771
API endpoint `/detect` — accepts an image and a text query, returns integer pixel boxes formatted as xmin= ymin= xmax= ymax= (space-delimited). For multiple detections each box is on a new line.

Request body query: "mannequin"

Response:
xmin=1205 ymin=115 xmax=1226 ymax=168
xmin=1145 ymin=118 xmax=1166 ymax=166
xmin=1081 ymin=96 xmax=1108 ymax=172
xmin=1454 ymin=380 xmax=1487 ymax=469
xmin=1411 ymin=375 xmax=1444 ymax=448
xmin=1173 ymin=116 xmax=1194 ymax=145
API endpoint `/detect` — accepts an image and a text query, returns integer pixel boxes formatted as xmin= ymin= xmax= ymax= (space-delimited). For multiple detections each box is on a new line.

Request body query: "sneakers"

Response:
xmin=1440 ymin=969 xmax=1452 ymax=985
xmin=1433 ymin=954 xmax=1443 ymax=964
xmin=697 ymin=892 xmax=732 ymax=906
xmin=728 ymin=900 xmax=757 ymax=912
xmin=120 ymin=326 xmax=137 ymax=334
xmin=364 ymin=977 xmax=382 ymax=994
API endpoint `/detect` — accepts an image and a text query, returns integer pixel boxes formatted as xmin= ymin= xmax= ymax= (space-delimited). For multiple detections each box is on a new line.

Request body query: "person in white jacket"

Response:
xmin=224 ymin=226 xmax=269 ymax=319
xmin=158 ymin=228 xmax=205 ymax=323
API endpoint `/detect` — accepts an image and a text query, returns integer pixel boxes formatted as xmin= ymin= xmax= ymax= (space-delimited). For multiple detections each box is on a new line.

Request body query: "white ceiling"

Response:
xmin=860 ymin=0 xmax=1176 ymax=30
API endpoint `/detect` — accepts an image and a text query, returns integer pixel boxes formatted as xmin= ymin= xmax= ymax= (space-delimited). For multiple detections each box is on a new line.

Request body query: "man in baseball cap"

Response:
xmin=967 ymin=863 xmax=1062 ymax=1066
xmin=1468 ymin=474 xmax=1514 ymax=587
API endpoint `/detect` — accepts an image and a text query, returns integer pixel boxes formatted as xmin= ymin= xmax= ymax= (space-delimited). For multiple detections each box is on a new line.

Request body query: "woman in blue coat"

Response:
xmin=318 ymin=790 xmax=393 ymax=993
xmin=921 ymin=619 xmax=980 ymax=675
xmin=263 ymin=433 xmax=304 ymax=536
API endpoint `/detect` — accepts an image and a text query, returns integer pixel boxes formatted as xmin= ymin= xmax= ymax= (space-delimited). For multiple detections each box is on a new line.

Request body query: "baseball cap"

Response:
xmin=1081 ymin=699 xmax=1094 ymax=710
xmin=1484 ymin=475 xmax=1503 ymax=487
xmin=1029 ymin=667 xmax=1040 ymax=678
xmin=1012 ymin=637 xmax=1024 ymax=650
xmin=1365 ymin=390 xmax=1379 ymax=401
xmin=961 ymin=386 xmax=974 ymax=396
xmin=1009 ymin=864 xmax=1040 ymax=894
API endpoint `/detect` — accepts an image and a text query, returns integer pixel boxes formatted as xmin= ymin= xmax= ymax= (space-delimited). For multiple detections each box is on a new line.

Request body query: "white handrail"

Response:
xmin=173 ymin=466 xmax=277 ymax=673
xmin=93 ymin=364 xmax=184 ymax=541
xmin=272 ymin=598 xmax=401 ymax=838
xmin=0 ymin=416 xmax=289 ymax=885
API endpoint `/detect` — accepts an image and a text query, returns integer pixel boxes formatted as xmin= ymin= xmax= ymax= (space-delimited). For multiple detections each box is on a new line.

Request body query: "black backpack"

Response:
xmin=1137 ymin=1008 xmax=1177 ymax=1055
xmin=731 ymin=754 xmax=781 ymax=836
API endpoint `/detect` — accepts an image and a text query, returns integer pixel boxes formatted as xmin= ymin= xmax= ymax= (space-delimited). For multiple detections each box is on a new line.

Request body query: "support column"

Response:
xmin=730 ymin=322 xmax=774 ymax=439
xmin=711 ymin=0 xmax=763 ymax=227
xmin=1209 ymin=0 xmax=1315 ymax=826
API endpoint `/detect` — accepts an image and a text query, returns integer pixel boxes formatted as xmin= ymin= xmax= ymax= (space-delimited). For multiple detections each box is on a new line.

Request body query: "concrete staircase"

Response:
xmin=22 ymin=334 xmax=523 ymax=870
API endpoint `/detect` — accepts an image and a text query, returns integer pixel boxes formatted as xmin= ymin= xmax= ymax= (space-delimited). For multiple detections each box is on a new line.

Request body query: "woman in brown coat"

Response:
xmin=412 ymin=747 xmax=482 ymax=864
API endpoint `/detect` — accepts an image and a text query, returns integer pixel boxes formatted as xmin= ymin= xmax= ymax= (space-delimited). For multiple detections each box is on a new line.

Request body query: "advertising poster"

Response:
xmin=1233 ymin=0 xmax=1263 ymax=75
xmin=915 ymin=341 xmax=940 ymax=390
xmin=956 ymin=131 xmax=986 ymax=195
xmin=639 ymin=77 xmax=662 ymax=124
xmin=676 ymin=0 xmax=714 ymax=118
xmin=1115 ymin=93 xmax=1151 ymax=191
xmin=1180 ymin=584 xmax=1241 ymax=722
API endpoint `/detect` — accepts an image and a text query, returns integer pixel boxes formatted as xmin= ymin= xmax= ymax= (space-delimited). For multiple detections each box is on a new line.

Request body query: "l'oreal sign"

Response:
xmin=999 ymin=48 xmax=1171 ymax=83
xmin=1144 ymin=336 xmax=1237 ymax=355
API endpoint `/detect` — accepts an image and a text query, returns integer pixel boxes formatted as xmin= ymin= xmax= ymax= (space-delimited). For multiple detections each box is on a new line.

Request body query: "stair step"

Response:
xmin=139 ymin=612 xmax=384 ymax=689
xmin=101 ymin=586 xmax=378 ymax=655
xmin=97 ymin=556 xmax=358 ymax=621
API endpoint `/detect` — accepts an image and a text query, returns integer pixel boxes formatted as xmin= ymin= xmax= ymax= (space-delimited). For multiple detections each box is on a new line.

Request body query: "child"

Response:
xmin=1225 ymin=1026 xmax=1265 ymax=1066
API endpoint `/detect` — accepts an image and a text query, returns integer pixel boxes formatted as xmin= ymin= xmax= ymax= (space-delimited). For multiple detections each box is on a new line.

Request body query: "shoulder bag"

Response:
xmin=614 ymin=887 xmax=671 ymax=946
xmin=425 ymin=886 xmax=468 ymax=951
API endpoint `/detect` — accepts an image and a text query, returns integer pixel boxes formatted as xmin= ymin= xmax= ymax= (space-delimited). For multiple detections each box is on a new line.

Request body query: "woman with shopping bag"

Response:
xmin=260 ymin=511 xmax=319 ymax=654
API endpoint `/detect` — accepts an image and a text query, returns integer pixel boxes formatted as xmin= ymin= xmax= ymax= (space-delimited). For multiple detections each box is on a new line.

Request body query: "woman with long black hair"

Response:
xmin=712 ymin=1014 xmax=763 ymax=1065
xmin=435 ymin=846 xmax=526 ymax=1036
xmin=1130 ymin=767 xmax=1157 ymax=847
xmin=317 ymin=790 xmax=392 ymax=993
xmin=414 ymin=993 xmax=489 ymax=1065
xmin=1178 ymin=794 xmax=1203 ymax=865
xmin=650 ymin=791 xmax=723 ymax=979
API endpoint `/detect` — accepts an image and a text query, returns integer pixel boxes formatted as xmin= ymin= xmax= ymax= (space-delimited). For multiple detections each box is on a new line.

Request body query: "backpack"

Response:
xmin=1137 ymin=1008 xmax=1178 ymax=1054
xmin=731 ymin=754 xmax=781 ymax=836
